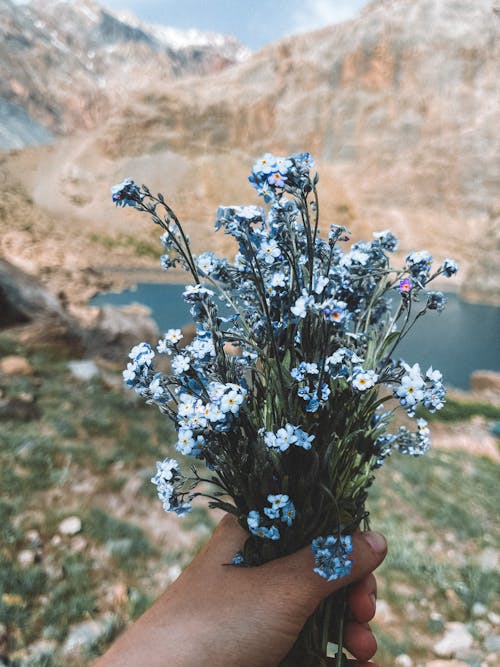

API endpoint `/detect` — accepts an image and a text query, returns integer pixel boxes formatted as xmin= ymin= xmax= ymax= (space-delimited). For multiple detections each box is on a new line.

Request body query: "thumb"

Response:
xmin=264 ymin=531 xmax=387 ymax=614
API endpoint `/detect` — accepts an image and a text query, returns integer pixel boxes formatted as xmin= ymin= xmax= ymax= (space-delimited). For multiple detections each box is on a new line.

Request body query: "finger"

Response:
xmin=196 ymin=513 xmax=247 ymax=565
xmin=344 ymin=621 xmax=377 ymax=661
xmin=265 ymin=531 xmax=387 ymax=614
xmin=348 ymin=573 xmax=377 ymax=623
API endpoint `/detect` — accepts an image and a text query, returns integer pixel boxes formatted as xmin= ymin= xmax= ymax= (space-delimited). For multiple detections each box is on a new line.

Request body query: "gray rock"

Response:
xmin=58 ymin=516 xmax=82 ymax=536
xmin=472 ymin=601 xmax=488 ymax=618
xmin=395 ymin=654 xmax=413 ymax=667
xmin=67 ymin=360 xmax=100 ymax=381
xmin=433 ymin=623 xmax=474 ymax=658
xmin=62 ymin=613 xmax=117 ymax=655
xmin=484 ymin=635 xmax=500 ymax=652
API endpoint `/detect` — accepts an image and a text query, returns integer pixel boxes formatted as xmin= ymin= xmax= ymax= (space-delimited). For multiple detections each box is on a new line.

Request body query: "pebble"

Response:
xmin=478 ymin=547 xmax=500 ymax=571
xmin=62 ymin=613 xmax=117 ymax=655
xmin=58 ymin=516 xmax=82 ymax=536
xmin=17 ymin=549 xmax=35 ymax=567
xmin=483 ymin=635 xmax=500 ymax=652
xmin=395 ymin=654 xmax=413 ymax=667
xmin=472 ymin=602 xmax=488 ymax=618
xmin=71 ymin=536 xmax=88 ymax=553
xmin=0 ymin=355 xmax=34 ymax=376
xmin=67 ymin=360 xmax=100 ymax=381
xmin=487 ymin=611 xmax=500 ymax=625
xmin=433 ymin=623 xmax=473 ymax=658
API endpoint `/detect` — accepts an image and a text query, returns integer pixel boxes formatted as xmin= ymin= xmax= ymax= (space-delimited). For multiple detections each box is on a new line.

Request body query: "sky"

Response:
xmin=100 ymin=0 xmax=371 ymax=50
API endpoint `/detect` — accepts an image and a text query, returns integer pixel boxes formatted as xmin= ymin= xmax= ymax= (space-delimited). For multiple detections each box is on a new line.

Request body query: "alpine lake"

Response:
xmin=91 ymin=283 xmax=500 ymax=391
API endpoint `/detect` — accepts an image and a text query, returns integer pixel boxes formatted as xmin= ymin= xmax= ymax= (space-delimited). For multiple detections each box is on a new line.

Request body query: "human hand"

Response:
xmin=96 ymin=514 xmax=387 ymax=667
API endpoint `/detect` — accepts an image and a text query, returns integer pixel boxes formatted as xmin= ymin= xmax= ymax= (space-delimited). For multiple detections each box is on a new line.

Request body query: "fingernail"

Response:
xmin=363 ymin=531 xmax=387 ymax=554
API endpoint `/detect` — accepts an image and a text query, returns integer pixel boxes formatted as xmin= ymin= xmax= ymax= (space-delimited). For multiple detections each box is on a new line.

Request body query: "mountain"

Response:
xmin=0 ymin=0 xmax=250 ymax=148
xmin=1 ymin=0 xmax=499 ymax=306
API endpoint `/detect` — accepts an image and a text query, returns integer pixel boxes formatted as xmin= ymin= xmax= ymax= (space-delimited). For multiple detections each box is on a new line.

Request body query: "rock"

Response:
xmin=84 ymin=304 xmax=159 ymax=361
xmin=71 ymin=536 xmax=88 ymax=553
xmin=433 ymin=623 xmax=474 ymax=658
xmin=17 ymin=550 xmax=36 ymax=567
xmin=470 ymin=371 xmax=500 ymax=393
xmin=62 ymin=613 xmax=117 ymax=655
xmin=474 ymin=619 xmax=492 ymax=637
xmin=67 ymin=360 xmax=100 ymax=381
xmin=472 ymin=602 xmax=488 ymax=618
xmin=395 ymin=654 xmax=413 ymax=667
xmin=58 ymin=516 xmax=82 ymax=536
xmin=0 ymin=259 xmax=81 ymax=349
xmin=487 ymin=611 xmax=500 ymax=625
xmin=24 ymin=639 xmax=57 ymax=662
xmin=479 ymin=548 xmax=500 ymax=571
xmin=0 ymin=356 xmax=34 ymax=376
xmin=483 ymin=635 xmax=500 ymax=652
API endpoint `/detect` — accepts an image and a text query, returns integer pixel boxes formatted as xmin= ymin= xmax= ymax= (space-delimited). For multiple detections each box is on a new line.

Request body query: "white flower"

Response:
xmin=291 ymin=292 xmax=313 ymax=318
xmin=172 ymin=354 xmax=190 ymax=374
xmin=123 ymin=362 xmax=137 ymax=382
xmin=314 ymin=275 xmax=329 ymax=295
xmin=352 ymin=370 xmax=378 ymax=391
xmin=165 ymin=328 xmax=183 ymax=344
xmin=220 ymin=390 xmax=244 ymax=414
xmin=149 ymin=376 xmax=164 ymax=399
xmin=276 ymin=424 xmax=298 ymax=451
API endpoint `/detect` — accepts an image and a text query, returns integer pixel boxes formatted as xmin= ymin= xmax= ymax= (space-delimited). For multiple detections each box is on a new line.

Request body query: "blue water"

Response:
xmin=91 ymin=284 xmax=500 ymax=390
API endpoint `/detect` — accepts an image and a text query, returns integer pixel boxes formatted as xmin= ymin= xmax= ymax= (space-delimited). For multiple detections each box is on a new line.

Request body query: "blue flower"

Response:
xmin=426 ymin=291 xmax=446 ymax=311
xmin=111 ymin=178 xmax=141 ymax=207
xmin=441 ymin=258 xmax=458 ymax=277
xmin=255 ymin=525 xmax=280 ymax=540
xmin=247 ymin=510 xmax=261 ymax=531
xmin=311 ymin=534 xmax=353 ymax=582
xmin=267 ymin=494 xmax=289 ymax=511
xmin=294 ymin=426 xmax=315 ymax=450
xmin=281 ymin=500 xmax=296 ymax=526
xmin=232 ymin=551 xmax=245 ymax=566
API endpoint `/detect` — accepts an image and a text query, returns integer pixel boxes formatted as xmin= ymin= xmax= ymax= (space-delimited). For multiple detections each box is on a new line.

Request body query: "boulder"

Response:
xmin=0 ymin=258 xmax=84 ymax=351
xmin=84 ymin=303 xmax=159 ymax=361
xmin=0 ymin=258 xmax=68 ymax=328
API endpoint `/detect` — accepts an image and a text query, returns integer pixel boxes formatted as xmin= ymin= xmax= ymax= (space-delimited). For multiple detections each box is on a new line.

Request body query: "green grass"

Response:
xmin=89 ymin=233 xmax=159 ymax=259
xmin=420 ymin=397 xmax=500 ymax=422
xmin=83 ymin=507 xmax=157 ymax=570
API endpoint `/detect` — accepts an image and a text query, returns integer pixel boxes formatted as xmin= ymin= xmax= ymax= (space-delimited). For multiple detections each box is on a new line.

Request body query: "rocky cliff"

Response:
xmin=0 ymin=0 xmax=249 ymax=147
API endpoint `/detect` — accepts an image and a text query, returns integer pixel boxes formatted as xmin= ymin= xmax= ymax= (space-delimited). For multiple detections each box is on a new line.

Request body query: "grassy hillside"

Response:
xmin=0 ymin=332 xmax=498 ymax=666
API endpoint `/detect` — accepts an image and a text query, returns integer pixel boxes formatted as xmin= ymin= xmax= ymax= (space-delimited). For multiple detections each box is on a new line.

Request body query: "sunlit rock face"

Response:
xmin=0 ymin=0 xmax=250 ymax=146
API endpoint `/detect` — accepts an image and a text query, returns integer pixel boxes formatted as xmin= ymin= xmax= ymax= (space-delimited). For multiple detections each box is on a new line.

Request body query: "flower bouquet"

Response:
xmin=113 ymin=152 xmax=457 ymax=665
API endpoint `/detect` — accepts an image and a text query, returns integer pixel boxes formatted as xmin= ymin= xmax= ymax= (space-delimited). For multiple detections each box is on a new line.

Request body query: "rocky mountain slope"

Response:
xmin=1 ymin=0 xmax=499 ymax=305
xmin=0 ymin=0 xmax=250 ymax=147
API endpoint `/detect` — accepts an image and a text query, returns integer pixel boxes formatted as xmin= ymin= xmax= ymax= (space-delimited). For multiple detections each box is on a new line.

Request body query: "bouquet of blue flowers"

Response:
xmin=113 ymin=152 xmax=457 ymax=665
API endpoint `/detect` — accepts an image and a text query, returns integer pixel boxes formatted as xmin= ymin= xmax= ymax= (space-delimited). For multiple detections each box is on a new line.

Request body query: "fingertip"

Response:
xmin=361 ymin=532 xmax=387 ymax=556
